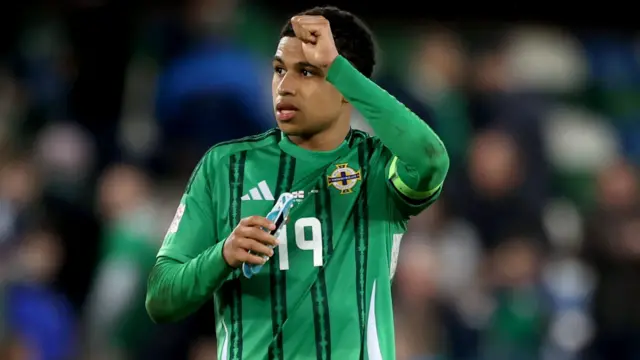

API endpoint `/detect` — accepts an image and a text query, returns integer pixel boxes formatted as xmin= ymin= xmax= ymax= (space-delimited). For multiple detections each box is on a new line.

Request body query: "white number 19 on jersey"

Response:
xmin=277 ymin=217 xmax=323 ymax=271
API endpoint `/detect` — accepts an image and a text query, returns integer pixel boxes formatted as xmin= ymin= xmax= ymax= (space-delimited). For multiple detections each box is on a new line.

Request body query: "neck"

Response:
xmin=287 ymin=117 xmax=351 ymax=151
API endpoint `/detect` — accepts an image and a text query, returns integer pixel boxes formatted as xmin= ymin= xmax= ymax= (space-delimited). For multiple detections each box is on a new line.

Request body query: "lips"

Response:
xmin=275 ymin=102 xmax=298 ymax=121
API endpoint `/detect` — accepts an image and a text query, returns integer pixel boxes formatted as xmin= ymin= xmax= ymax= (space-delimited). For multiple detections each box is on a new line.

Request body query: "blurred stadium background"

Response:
xmin=0 ymin=1 xmax=639 ymax=359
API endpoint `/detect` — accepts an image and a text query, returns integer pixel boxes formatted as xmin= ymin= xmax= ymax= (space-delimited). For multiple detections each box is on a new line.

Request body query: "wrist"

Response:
xmin=219 ymin=240 xmax=239 ymax=269
xmin=325 ymin=50 xmax=340 ymax=69
xmin=326 ymin=55 xmax=351 ymax=83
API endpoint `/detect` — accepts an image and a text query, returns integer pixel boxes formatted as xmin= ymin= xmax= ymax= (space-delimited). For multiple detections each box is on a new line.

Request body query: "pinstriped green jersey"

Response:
xmin=157 ymin=128 xmax=440 ymax=360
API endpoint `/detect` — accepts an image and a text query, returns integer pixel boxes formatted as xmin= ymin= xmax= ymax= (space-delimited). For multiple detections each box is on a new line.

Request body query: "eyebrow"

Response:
xmin=273 ymin=56 xmax=320 ymax=70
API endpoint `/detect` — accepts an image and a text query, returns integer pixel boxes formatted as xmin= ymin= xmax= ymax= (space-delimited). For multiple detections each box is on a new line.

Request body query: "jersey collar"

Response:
xmin=278 ymin=128 xmax=354 ymax=162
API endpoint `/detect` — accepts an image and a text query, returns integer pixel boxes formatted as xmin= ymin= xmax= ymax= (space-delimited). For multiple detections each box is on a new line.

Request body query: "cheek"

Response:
xmin=328 ymin=84 xmax=346 ymax=108
xmin=271 ymin=77 xmax=279 ymax=103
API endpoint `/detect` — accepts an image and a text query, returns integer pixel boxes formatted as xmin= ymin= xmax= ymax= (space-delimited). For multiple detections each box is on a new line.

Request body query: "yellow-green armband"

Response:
xmin=388 ymin=157 xmax=442 ymax=200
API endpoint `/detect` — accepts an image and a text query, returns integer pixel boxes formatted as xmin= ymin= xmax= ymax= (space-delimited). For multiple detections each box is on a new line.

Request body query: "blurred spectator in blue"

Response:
xmin=5 ymin=228 xmax=76 ymax=360
xmin=153 ymin=0 xmax=272 ymax=176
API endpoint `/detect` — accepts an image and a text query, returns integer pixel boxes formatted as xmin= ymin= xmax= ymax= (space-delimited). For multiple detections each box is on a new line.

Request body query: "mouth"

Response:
xmin=275 ymin=103 xmax=298 ymax=122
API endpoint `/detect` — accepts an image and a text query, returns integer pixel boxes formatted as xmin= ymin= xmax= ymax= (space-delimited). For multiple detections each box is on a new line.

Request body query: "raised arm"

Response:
xmin=327 ymin=56 xmax=449 ymax=216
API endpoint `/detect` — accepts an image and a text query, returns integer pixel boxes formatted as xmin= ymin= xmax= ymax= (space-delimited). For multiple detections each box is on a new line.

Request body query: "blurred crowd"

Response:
xmin=1 ymin=1 xmax=640 ymax=360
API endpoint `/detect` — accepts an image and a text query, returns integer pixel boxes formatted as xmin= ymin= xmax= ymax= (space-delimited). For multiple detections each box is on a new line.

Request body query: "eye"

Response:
xmin=274 ymin=66 xmax=285 ymax=75
xmin=302 ymin=69 xmax=314 ymax=77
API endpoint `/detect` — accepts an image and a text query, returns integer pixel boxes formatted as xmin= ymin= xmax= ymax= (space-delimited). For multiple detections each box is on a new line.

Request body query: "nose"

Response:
xmin=277 ymin=72 xmax=296 ymax=96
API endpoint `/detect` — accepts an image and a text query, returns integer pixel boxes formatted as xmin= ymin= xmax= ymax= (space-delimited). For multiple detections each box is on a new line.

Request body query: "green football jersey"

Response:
xmin=158 ymin=129 xmax=439 ymax=360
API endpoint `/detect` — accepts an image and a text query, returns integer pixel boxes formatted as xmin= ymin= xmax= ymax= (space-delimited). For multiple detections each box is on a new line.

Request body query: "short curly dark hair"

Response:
xmin=279 ymin=6 xmax=376 ymax=78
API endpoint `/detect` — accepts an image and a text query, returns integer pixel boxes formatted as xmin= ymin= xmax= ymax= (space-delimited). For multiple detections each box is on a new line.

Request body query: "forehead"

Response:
xmin=274 ymin=37 xmax=307 ymax=64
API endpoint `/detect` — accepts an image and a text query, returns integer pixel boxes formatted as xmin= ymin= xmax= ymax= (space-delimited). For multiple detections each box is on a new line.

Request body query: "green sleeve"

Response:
xmin=145 ymin=244 xmax=231 ymax=323
xmin=145 ymin=151 xmax=233 ymax=323
xmin=327 ymin=56 xmax=449 ymax=217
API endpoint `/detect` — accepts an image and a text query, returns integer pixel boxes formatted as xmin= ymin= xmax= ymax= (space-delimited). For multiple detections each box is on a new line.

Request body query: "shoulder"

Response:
xmin=201 ymin=128 xmax=280 ymax=165
xmin=185 ymin=129 xmax=279 ymax=192
xmin=349 ymin=130 xmax=394 ymax=174
xmin=350 ymin=129 xmax=386 ymax=154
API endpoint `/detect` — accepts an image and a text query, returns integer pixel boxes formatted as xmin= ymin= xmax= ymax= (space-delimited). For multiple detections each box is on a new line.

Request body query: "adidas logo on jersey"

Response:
xmin=241 ymin=181 xmax=308 ymax=201
xmin=241 ymin=180 xmax=275 ymax=201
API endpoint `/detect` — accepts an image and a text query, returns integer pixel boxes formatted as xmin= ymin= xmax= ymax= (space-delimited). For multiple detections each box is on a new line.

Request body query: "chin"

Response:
xmin=277 ymin=121 xmax=304 ymax=136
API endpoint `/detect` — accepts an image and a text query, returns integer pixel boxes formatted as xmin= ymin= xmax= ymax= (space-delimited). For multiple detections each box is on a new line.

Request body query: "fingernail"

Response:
xmin=269 ymin=223 xmax=276 ymax=230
